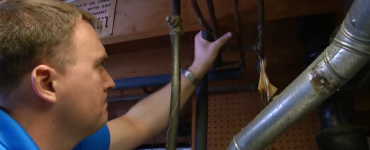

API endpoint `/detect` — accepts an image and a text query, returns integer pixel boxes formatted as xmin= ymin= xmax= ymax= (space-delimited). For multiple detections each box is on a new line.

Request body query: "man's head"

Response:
xmin=0 ymin=0 xmax=115 ymax=136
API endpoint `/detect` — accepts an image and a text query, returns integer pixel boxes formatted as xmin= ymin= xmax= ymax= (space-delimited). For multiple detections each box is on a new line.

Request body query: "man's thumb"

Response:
xmin=212 ymin=32 xmax=232 ymax=49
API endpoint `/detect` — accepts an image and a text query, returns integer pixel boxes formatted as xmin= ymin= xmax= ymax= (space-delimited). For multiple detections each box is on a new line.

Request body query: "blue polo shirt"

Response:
xmin=0 ymin=109 xmax=110 ymax=150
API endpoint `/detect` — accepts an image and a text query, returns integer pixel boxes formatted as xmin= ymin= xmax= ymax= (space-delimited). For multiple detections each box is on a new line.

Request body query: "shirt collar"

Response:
xmin=0 ymin=109 xmax=39 ymax=150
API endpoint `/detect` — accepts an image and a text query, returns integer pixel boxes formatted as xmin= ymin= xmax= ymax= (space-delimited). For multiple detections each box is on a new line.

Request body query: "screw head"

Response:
xmin=351 ymin=19 xmax=356 ymax=27
xmin=320 ymin=79 xmax=325 ymax=84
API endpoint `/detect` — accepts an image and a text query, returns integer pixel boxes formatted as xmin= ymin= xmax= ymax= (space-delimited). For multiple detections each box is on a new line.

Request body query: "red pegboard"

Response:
xmin=204 ymin=91 xmax=321 ymax=150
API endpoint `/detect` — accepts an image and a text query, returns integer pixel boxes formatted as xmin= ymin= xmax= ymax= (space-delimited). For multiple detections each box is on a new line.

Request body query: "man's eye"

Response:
xmin=100 ymin=60 xmax=106 ymax=66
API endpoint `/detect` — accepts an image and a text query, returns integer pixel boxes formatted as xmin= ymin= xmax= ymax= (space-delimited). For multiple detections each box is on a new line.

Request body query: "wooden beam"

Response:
xmin=100 ymin=0 xmax=343 ymax=45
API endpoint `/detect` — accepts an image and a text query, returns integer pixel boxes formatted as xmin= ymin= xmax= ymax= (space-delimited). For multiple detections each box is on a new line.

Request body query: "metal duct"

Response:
xmin=227 ymin=0 xmax=370 ymax=149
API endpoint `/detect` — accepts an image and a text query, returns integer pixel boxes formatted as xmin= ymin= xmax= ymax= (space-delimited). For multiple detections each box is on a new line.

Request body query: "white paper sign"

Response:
xmin=71 ymin=0 xmax=117 ymax=38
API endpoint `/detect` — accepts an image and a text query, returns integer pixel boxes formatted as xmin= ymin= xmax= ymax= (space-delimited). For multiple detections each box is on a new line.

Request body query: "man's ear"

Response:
xmin=31 ymin=65 xmax=58 ymax=104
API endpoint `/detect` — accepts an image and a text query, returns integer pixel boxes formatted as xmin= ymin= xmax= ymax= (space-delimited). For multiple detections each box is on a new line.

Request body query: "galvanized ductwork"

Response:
xmin=227 ymin=0 xmax=370 ymax=149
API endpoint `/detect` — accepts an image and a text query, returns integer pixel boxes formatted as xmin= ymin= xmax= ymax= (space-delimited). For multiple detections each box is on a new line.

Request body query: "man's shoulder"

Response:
xmin=0 ymin=143 xmax=6 ymax=150
xmin=73 ymin=124 xmax=111 ymax=150
xmin=0 ymin=109 xmax=39 ymax=150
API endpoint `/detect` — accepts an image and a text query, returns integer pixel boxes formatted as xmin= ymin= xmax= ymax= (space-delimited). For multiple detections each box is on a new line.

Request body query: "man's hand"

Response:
xmin=107 ymin=30 xmax=232 ymax=150
xmin=189 ymin=31 xmax=232 ymax=78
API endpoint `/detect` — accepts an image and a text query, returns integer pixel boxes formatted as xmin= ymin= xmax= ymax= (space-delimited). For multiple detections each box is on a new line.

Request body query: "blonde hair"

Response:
xmin=0 ymin=0 xmax=101 ymax=94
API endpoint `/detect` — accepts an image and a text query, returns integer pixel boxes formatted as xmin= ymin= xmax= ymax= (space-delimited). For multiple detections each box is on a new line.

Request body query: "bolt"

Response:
xmin=351 ymin=19 xmax=356 ymax=27
xmin=320 ymin=79 xmax=325 ymax=84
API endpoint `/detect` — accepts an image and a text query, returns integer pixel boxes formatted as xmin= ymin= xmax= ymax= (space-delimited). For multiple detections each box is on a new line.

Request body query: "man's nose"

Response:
xmin=103 ymin=70 xmax=116 ymax=91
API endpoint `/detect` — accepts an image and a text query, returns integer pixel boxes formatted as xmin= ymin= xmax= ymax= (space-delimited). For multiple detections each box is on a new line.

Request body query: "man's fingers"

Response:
xmin=212 ymin=32 xmax=232 ymax=49
xmin=195 ymin=31 xmax=202 ymax=39
xmin=195 ymin=30 xmax=209 ymax=43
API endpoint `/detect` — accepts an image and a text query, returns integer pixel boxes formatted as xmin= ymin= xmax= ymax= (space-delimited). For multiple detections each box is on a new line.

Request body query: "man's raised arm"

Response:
xmin=107 ymin=31 xmax=232 ymax=150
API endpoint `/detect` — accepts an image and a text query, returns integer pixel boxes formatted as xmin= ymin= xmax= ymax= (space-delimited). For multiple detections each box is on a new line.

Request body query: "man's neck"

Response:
xmin=10 ymin=109 xmax=85 ymax=150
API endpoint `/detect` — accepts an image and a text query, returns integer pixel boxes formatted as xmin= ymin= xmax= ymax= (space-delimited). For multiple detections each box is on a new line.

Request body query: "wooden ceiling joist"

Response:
xmin=71 ymin=0 xmax=344 ymax=45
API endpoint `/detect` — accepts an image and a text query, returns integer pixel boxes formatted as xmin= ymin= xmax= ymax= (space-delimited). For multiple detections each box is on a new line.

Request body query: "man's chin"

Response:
xmin=101 ymin=111 xmax=108 ymax=123
xmin=95 ymin=111 xmax=108 ymax=129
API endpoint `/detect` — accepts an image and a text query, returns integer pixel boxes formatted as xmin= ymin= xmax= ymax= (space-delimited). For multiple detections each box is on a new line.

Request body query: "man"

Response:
xmin=0 ymin=0 xmax=232 ymax=149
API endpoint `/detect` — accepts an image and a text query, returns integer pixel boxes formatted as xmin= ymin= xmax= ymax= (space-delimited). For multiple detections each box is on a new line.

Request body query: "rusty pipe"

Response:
xmin=227 ymin=0 xmax=370 ymax=149
xmin=166 ymin=0 xmax=183 ymax=149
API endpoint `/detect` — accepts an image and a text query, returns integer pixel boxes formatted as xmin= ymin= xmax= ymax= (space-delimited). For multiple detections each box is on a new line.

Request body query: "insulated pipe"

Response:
xmin=227 ymin=0 xmax=370 ymax=149
xmin=166 ymin=0 xmax=183 ymax=149
xmin=107 ymin=84 xmax=258 ymax=102
xmin=113 ymin=67 xmax=243 ymax=90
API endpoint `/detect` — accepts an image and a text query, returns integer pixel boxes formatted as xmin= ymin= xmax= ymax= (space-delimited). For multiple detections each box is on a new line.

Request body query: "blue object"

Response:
xmin=114 ymin=67 xmax=243 ymax=90
xmin=72 ymin=125 xmax=110 ymax=150
xmin=0 ymin=109 xmax=110 ymax=150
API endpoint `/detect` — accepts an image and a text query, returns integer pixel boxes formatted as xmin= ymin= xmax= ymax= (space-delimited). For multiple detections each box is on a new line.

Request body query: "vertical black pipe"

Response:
xmin=232 ymin=0 xmax=246 ymax=71
xmin=257 ymin=0 xmax=265 ymax=60
xmin=206 ymin=0 xmax=223 ymax=68
xmin=317 ymin=93 xmax=356 ymax=129
xmin=172 ymin=0 xmax=181 ymax=16
xmin=166 ymin=0 xmax=182 ymax=149
xmin=193 ymin=1 xmax=214 ymax=149
xmin=206 ymin=0 xmax=218 ymax=40
xmin=194 ymin=75 xmax=208 ymax=150
xmin=190 ymin=0 xmax=211 ymax=34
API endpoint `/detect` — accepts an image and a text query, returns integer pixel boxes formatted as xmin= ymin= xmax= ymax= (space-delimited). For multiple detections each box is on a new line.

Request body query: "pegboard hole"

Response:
xmin=205 ymin=93 xmax=320 ymax=149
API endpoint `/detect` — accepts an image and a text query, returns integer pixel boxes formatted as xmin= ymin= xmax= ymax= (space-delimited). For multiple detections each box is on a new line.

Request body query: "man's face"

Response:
xmin=54 ymin=20 xmax=115 ymax=134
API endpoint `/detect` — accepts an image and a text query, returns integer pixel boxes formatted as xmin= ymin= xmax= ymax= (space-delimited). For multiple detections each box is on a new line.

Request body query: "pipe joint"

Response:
xmin=335 ymin=27 xmax=370 ymax=56
xmin=342 ymin=0 xmax=370 ymax=43
xmin=328 ymin=29 xmax=370 ymax=80
xmin=166 ymin=16 xmax=184 ymax=36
